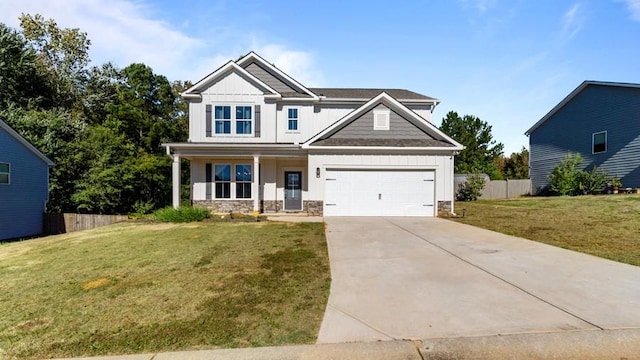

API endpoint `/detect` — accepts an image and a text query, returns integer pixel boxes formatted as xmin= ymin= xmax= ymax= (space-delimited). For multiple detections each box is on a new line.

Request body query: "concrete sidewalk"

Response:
xmin=318 ymin=217 xmax=640 ymax=343
xmin=53 ymin=329 xmax=640 ymax=359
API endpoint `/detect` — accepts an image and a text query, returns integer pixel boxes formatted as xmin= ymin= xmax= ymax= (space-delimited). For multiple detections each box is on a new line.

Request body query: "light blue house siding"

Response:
xmin=528 ymin=82 xmax=640 ymax=194
xmin=0 ymin=124 xmax=52 ymax=240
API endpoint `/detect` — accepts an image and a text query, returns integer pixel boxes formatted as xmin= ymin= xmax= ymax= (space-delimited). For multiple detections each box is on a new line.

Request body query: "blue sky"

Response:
xmin=1 ymin=0 xmax=639 ymax=154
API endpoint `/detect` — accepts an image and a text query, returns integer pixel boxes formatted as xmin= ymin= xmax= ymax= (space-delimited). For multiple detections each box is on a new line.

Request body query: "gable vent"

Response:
xmin=373 ymin=109 xmax=390 ymax=130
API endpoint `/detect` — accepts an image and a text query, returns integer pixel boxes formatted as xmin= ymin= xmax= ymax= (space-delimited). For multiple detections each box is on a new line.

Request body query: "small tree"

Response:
xmin=548 ymin=153 xmax=583 ymax=195
xmin=548 ymin=153 xmax=609 ymax=196
xmin=457 ymin=173 xmax=486 ymax=201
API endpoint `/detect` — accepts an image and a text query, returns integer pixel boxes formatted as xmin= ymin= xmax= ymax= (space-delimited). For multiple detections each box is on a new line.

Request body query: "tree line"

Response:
xmin=1 ymin=14 xmax=189 ymax=214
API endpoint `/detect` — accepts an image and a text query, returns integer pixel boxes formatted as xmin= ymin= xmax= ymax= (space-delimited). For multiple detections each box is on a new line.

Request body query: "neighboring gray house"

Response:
xmin=0 ymin=120 xmax=54 ymax=240
xmin=526 ymin=81 xmax=640 ymax=194
xmin=163 ymin=51 xmax=463 ymax=216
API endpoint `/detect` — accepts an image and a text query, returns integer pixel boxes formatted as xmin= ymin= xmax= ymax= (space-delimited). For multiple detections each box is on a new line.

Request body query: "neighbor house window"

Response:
xmin=235 ymin=164 xmax=252 ymax=198
xmin=288 ymin=108 xmax=298 ymax=131
xmin=593 ymin=131 xmax=607 ymax=154
xmin=215 ymin=106 xmax=231 ymax=134
xmin=236 ymin=106 xmax=252 ymax=134
xmin=373 ymin=109 xmax=390 ymax=130
xmin=0 ymin=163 xmax=9 ymax=184
xmin=214 ymin=164 xmax=231 ymax=198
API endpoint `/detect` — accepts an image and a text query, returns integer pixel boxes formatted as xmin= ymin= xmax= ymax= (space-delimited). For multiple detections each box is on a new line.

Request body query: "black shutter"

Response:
xmin=205 ymin=163 xmax=212 ymax=200
xmin=254 ymin=105 xmax=261 ymax=137
xmin=206 ymin=105 xmax=212 ymax=137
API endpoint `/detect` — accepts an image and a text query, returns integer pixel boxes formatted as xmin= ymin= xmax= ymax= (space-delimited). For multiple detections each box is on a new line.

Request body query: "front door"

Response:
xmin=284 ymin=171 xmax=302 ymax=211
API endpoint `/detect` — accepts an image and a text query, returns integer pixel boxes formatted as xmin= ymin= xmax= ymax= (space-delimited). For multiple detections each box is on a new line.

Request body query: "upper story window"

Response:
xmin=373 ymin=109 xmax=390 ymax=130
xmin=288 ymin=108 xmax=298 ymax=131
xmin=215 ymin=106 xmax=231 ymax=134
xmin=236 ymin=106 xmax=252 ymax=134
xmin=0 ymin=162 xmax=9 ymax=184
xmin=213 ymin=105 xmax=253 ymax=135
xmin=593 ymin=131 xmax=607 ymax=154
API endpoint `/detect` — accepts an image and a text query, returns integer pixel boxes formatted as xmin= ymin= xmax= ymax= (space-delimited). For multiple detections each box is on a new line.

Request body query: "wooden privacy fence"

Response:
xmin=44 ymin=213 xmax=129 ymax=234
xmin=480 ymin=179 xmax=532 ymax=199
xmin=455 ymin=178 xmax=532 ymax=200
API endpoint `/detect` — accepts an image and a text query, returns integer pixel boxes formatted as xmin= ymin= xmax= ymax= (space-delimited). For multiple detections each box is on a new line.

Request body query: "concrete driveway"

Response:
xmin=317 ymin=217 xmax=640 ymax=343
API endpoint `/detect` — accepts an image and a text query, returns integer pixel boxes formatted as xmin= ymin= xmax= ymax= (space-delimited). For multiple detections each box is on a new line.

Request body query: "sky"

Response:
xmin=1 ymin=0 xmax=639 ymax=154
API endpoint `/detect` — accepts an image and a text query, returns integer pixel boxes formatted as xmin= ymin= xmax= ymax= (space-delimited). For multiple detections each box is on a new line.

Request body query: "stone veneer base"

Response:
xmin=437 ymin=200 xmax=453 ymax=217
xmin=194 ymin=199 xmax=324 ymax=216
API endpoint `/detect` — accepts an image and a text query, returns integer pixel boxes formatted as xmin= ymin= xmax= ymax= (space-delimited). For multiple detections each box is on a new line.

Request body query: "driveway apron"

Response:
xmin=317 ymin=217 xmax=640 ymax=343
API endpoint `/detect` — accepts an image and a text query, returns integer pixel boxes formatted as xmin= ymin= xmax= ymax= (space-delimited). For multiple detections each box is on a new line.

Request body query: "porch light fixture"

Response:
xmin=316 ymin=167 xmax=321 ymax=178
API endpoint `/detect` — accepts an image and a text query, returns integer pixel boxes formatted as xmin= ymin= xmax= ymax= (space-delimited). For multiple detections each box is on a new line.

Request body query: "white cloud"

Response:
xmin=616 ymin=0 xmax=640 ymax=21
xmin=0 ymin=0 xmax=324 ymax=85
xmin=252 ymin=44 xmax=324 ymax=87
xmin=562 ymin=3 xmax=584 ymax=40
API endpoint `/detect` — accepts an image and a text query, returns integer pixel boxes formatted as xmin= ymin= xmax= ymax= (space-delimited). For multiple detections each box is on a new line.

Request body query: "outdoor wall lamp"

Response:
xmin=316 ymin=167 xmax=321 ymax=178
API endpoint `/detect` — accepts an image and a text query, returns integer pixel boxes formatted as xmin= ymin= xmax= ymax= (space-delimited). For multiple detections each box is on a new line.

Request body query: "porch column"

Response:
xmin=172 ymin=154 xmax=180 ymax=209
xmin=253 ymin=154 xmax=260 ymax=213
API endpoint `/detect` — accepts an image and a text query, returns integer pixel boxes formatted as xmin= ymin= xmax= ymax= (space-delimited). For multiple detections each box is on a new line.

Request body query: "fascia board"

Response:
xmin=182 ymin=61 xmax=280 ymax=98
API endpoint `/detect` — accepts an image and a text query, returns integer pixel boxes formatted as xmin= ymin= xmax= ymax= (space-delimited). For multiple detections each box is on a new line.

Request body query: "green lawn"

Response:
xmin=453 ymin=195 xmax=640 ymax=266
xmin=0 ymin=220 xmax=330 ymax=359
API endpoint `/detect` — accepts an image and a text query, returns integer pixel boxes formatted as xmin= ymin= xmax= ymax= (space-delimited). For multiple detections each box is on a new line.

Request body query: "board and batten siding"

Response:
xmin=530 ymin=84 xmax=640 ymax=193
xmin=307 ymin=152 xmax=455 ymax=209
xmin=0 ymin=128 xmax=50 ymax=240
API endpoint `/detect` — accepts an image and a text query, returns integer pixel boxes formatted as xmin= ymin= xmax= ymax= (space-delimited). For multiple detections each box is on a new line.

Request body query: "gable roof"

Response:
xmin=181 ymin=60 xmax=281 ymax=99
xmin=237 ymin=52 xmax=318 ymax=100
xmin=310 ymin=88 xmax=438 ymax=103
xmin=0 ymin=120 xmax=55 ymax=166
xmin=303 ymin=92 xmax=463 ymax=150
xmin=525 ymin=80 xmax=640 ymax=135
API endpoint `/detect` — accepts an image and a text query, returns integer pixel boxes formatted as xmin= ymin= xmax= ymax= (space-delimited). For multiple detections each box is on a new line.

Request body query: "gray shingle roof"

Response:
xmin=309 ymin=88 xmax=436 ymax=101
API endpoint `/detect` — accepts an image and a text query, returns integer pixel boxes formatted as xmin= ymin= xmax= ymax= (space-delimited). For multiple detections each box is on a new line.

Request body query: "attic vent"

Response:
xmin=373 ymin=109 xmax=390 ymax=130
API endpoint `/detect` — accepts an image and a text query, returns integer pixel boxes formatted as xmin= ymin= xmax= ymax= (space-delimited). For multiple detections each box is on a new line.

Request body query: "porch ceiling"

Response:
xmin=163 ymin=142 xmax=307 ymax=159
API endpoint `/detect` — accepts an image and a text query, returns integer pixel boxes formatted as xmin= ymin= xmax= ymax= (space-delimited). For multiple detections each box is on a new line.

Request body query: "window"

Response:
xmin=235 ymin=164 xmax=252 ymax=198
xmin=236 ymin=106 xmax=252 ymax=134
xmin=214 ymin=164 xmax=231 ymax=198
xmin=593 ymin=131 xmax=607 ymax=154
xmin=287 ymin=108 xmax=298 ymax=131
xmin=0 ymin=163 xmax=9 ymax=184
xmin=373 ymin=109 xmax=390 ymax=130
xmin=215 ymin=106 xmax=231 ymax=134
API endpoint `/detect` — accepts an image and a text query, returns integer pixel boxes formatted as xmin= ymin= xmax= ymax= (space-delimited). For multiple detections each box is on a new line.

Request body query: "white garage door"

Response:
xmin=324 ymin=169 xmax=435 ymax=216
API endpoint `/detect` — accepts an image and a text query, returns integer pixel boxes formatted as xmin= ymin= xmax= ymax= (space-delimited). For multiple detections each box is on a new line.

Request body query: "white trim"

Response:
xmin=302 ymin=92 xmax=464 ymax=150
xmin=182 ymin=61 xmax=280 ymax=98
xmin=286 ymin=107 xmax=299 ymax=131
xmin=0 ymin=120 xmax=54 ymax=166
xmin=0 ymin=162 xmax=10 ymax=185
xmin=592 ymin=130 xmax=607 ymax=154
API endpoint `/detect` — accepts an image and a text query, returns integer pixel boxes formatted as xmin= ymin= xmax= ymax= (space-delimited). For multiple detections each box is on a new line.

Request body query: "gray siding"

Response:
xmin=243 ymin=62 xmax=300 ymax=94
xmin=330 ymin=104 xmax=436 ymax=140
xmin=0 ymin=127 xmax=50 ymax=240
xmin=530 ymin=84 xmax=640 ymax=193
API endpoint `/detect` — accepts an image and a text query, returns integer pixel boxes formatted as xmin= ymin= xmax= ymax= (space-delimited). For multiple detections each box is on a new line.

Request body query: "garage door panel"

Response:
xmin=324 ymin=170 xmax=435 ymax=217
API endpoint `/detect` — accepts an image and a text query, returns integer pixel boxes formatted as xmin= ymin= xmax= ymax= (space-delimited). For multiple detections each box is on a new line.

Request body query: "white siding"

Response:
xmin=307 ymin=153 xmax=454 ymax=207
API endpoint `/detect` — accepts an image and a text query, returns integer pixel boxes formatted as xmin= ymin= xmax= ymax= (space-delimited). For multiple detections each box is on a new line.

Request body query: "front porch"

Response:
xmin=164 ymin=143 xmax=323 ymax=216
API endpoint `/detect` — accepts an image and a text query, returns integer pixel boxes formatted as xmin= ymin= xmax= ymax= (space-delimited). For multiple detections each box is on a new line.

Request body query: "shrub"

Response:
xmin=548 ymin=153 xmax=609 ymax=196
xmin=457 ymin=173 xmax=486 ymax=201
xmin=548 ymin=153 xmax=583 ymax=195
xmin=153 ymin=206 xmax=211 ymax=223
